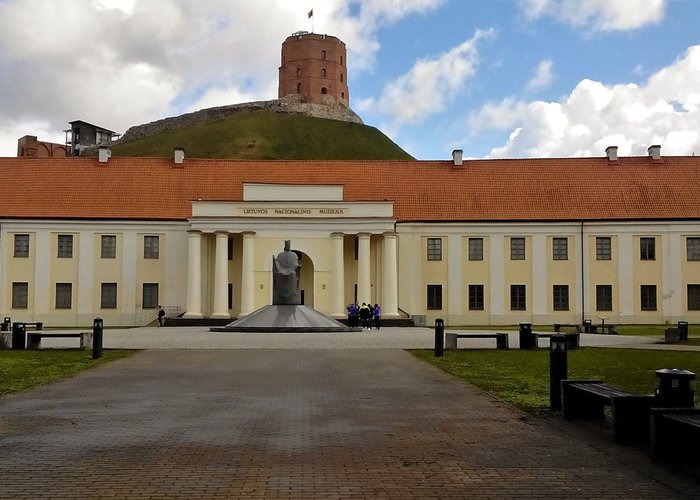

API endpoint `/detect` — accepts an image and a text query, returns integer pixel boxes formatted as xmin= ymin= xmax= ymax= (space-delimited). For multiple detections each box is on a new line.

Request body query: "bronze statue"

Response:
xmin=272 ymin=240 xmax=300 ymax=305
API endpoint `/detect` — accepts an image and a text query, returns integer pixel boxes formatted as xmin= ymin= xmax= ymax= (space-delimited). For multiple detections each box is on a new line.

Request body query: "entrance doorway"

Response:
xmin=293 ymin=250 xmax=314 ymax=307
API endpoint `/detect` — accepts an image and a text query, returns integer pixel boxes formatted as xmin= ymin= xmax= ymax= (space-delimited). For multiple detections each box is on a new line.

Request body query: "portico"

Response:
xmin=183 ymin=184 xmax=399 ymax=320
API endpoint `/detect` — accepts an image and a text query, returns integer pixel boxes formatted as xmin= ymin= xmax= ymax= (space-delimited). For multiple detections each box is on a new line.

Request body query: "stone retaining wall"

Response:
xmin=118 ymin=94 xmax=363 ymax=144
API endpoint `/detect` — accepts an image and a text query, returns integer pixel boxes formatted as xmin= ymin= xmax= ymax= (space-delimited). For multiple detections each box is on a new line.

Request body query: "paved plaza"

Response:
xmin=0 ymin=328 xmax=699 ymax=498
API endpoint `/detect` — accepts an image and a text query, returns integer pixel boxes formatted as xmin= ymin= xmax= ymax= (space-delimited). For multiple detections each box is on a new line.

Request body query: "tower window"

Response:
xmin=340 ymin=73 xmax=344 ymax=83
xmin=340 ymin=55 xmax=343 ymax=65
xmin=297 ymin=82 xmax=301 ymax=93
xmin=321 ymin=50 xmax=326 ymax=60
xmin=321 ymin=68 xmax=326 ymax=77
xmin=341 ymin=92 xmax=345 ymax=99
xmin=321 ymin=87 xmax=327 ymax=95
xmin=296 ymin=68 xmax=301 ymax=77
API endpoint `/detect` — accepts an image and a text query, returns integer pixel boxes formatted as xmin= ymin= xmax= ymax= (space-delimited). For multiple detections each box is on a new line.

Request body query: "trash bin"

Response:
xmin=11 ymin=322 xmax=26 ymax=350
xmin=1 ymin=317 xmax=10 ymax=332
xmin=677 ymin=321 xmax=689 ymax=342
xmin=583 ymin=319 xmax=592 ymax=333
xmin=655 ymin=368 xmax=695 ymax=407
xmin=519 ymin=322 xmax=534 ymax=349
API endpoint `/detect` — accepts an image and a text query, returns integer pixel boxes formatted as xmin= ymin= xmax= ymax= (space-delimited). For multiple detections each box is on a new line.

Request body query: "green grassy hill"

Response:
xmin=113 ymin=110 xmax=414 ymax=160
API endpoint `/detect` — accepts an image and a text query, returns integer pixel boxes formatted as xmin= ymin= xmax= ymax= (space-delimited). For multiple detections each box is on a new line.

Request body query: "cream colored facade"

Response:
xmin=3 ymin=184 xmax=700 ymax=327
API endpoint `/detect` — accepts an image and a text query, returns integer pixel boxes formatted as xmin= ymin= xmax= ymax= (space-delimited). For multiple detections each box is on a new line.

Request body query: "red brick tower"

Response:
xmin=278 ymin=32 xmax=349 ymax=106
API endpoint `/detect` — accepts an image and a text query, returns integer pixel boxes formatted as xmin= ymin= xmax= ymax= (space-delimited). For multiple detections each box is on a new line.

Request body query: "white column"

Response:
xmin=183 ymin=230 xmax=203 ymax=318
xmin=331 ymin=232 xmax=346 ymax=317
xmin=211 ymin=231 xmax=231 ymax=318
xmin=382 ymin=232 xmax=399 ymax=318
xmin=357 ymin=233 xmax=371 ymax=304
xmin=239 ymin=231 xmax=255 ymax=316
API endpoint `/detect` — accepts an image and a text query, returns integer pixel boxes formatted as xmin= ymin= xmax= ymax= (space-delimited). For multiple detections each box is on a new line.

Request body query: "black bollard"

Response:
xmin=92 ymin=317 xmax=103 ymax=360
xmin=519 ymin=322 xmax=533 ymax=349
xmin=11 ymin=322 xmax=26 ymax=350
xmin=549 ymin=333 xmax=568 ymax=411
xmin=434 ymin=318 xmax=444 ymax=357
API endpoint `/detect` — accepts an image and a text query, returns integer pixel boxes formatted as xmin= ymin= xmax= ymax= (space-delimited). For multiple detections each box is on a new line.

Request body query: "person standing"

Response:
xmin=157 ymin=306 xmax=166 ymax=327
xmin=349 ymin=303 xmax=359 ymax=328
xmin=359 ymin=302 xmax=371 ymax=329
xmin=373 ymin=303 xmax=381 ymax=330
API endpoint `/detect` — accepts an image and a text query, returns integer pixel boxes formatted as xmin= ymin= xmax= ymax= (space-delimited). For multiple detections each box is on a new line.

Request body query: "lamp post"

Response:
xmin=550 ymin=333 xmax=568 ymax=411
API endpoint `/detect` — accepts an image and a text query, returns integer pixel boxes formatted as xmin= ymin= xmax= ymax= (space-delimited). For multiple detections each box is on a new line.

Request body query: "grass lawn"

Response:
xmin=0 ymin=350 xmax=136 ymax=397
xmin=411 ymin=348 xmax=700 ymax=413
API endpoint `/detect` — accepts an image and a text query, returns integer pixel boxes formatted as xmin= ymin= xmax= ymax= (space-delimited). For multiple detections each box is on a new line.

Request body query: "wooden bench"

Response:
xmin=561 ymin=380 xmax=655 ymax=444
xmin=553 ymin=323 xmax=582 ymax=333
xmin=27 ymin=331 xmax=93 ymax=350
xmin=534 ymin=332 xmax=580 ymax=349
xmin=650 ymin=408 xmax=700 ymax=461
xmin=445 ymin=333 xmax=509 ymax=350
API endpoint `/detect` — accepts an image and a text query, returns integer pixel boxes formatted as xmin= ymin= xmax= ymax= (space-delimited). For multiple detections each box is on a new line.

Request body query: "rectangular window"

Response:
xmin=57 ymin=234 xmax=73 ymax=258
xmin=144 ymin=235 xmax=159 ymax=259
xmin=14 ymin=234 xmax=29 ymax=258
xmin=552 ymin=237 xmax=568 ymax=260
xmin=427 ymin=238 xmax=442 ymax=261
xmin=427 ymin=284 xmax=442 ymax=310
xmin=468 ymin=238 xmax=483 ymax=261
xmin=641 ymin=285 xmax=657 ymax=311
xmin=596 ymin=237 xmax=611 ymax=260
xmin=101 ymin=283 xmax=117 ymax=309
xmin=55 ymin=283 xmax=72 ymax=309
xmin=142 ymin=283 xmax=159 ymax=309
xmin=468 ymin=284 xmax=484 ymax=310
xmin=553 ymin=285 xmax=569 ymax=311
xmin=688 ymin=284 xmax=700 ymax=311
xmin=687 ymin=237 xmax=700 ymax=261
xmin=596 ymin=285 xmax=613 ymax=311
xmin=12 ymin=282 xmax=28 ymax=309
xmin=510 ymin=284 xmax=526 ymax=311
xmin=101 ymin=235 xmax=116 ymax=259
xmin=510 ymin=237 xmax=525 ymax=260
xmin=640 ymin=237 xmax=655 ymax=260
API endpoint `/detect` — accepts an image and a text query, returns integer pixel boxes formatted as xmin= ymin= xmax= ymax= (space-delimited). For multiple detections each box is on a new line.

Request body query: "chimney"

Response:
xmin=605 ymin=146 xmax=618 ymax=161
xmin=174 ymin=147 xmax=185 ymax=165
xmin=648 ymin=144 xmax=661 ymax=161
xmin=98 ymin=146 xmax=111 ymax=163
xmin=452 ymin=149 xmax=463 ymax=167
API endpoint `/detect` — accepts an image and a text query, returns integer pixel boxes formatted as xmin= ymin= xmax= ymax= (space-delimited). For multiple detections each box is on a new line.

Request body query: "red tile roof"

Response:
xmin=0 ymin=155 xmax=699 ymax=222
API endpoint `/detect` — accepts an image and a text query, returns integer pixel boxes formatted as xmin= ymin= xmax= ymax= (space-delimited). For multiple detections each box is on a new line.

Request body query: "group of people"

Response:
xmin=347 ymin=302 xmax=381 ymax=330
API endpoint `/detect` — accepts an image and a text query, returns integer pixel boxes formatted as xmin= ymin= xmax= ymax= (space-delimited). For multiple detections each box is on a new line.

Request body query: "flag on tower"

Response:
xmin=308 ymin=8 xmax=313 ymax=18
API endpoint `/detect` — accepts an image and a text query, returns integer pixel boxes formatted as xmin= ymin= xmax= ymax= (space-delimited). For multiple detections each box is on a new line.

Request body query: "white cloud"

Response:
xmin=521 ymin=0 xmax=666 ymax=32
xmin=0 ymin=0 xmax=441 ymax=156
xmin=526 ymin=59 xmax=554 ymax=91
xmin=357 ymin=28 xmax=494 ymax=132
xmin=469 ymin=45 xmax=700 ymax=158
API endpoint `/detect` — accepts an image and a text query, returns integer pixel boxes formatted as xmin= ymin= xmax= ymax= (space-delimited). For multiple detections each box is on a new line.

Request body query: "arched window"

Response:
xmin=321 ymin=87 xmax=328 ymax=95
xmin=340 ymin=73 xmax=344 ymax=83
xmin=340 ymin=55 xmax=343 ymax=65
xmin=297 ymin=82 xmax=302 ymax=93
xmin=321 ymin=50 xmax=326 ymax=60
xmin=341 ymin=92 xmax=345 ymax=99
xmin=321 ymin=68 xmax=326 ymax=77
xmin=296 ymin=68 xmax=302 ymax=77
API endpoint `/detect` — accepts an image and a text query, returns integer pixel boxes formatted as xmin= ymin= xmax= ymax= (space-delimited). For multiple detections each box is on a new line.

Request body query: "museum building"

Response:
xmin=2 ymin=146 xmax=700 ymax=327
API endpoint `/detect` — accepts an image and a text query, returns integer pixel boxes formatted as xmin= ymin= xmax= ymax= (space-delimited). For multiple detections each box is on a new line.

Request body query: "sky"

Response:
xmin=1 ymin=0 xmax=700 ymax=160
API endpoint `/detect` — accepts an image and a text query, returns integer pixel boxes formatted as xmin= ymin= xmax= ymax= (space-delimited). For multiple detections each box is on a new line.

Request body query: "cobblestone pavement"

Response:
xmin=1 ymin=348 xmax=698 ymax=499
